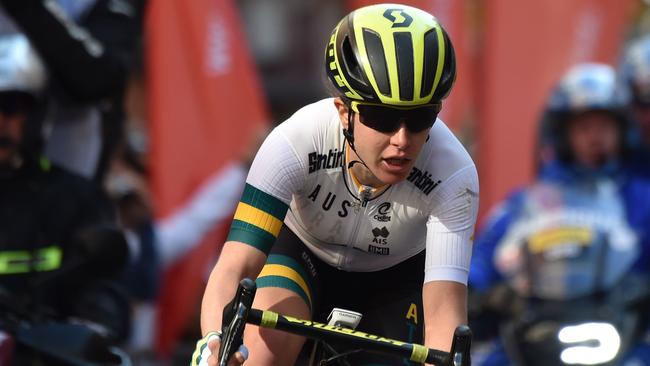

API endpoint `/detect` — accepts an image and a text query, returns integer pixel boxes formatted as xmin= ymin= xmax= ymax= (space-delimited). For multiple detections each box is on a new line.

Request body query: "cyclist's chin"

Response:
xmin=374 ymin=161 xmax=412 ymax=184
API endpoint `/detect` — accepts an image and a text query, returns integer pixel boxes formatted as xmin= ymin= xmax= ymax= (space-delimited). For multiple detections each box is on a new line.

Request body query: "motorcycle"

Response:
xmin=0 ymin=226 xmax=133 ymax=365
xmin=476 ymin=182 xmax=650 ymax=366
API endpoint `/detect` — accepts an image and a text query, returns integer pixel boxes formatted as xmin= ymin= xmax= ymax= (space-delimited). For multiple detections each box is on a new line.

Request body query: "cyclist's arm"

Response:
xmin=422 ymin=281 xmax=467 ymax=352
xmin=200 ymin=241 xmax=267 ymax=335
xmin=200 ymin=126 xmax=306 ymax=335
xmin=423 ymin=165 xmax=479 ymax=354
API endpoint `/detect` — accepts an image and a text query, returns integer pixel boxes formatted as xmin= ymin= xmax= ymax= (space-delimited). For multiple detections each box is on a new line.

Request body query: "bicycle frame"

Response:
xmin=219 ymin=278 xmax=472 ymax=366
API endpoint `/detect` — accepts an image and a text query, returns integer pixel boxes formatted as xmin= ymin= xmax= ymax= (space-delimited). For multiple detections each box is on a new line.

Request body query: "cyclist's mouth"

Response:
xmin=382 ymin=157 xmax=411 ymax=172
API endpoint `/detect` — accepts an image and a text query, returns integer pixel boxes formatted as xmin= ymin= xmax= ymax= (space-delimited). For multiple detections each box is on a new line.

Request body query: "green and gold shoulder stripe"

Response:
xmin=227 ymin=183 xmax=289 ymax=254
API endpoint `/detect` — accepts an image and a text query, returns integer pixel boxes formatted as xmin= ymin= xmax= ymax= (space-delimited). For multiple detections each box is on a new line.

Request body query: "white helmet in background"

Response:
xmin=0 ymin=33 xmax=47 ymax=96
xmin=0 ymin=34 xmax=49 ymax=158
xmin=538 ymin=63 xmax=630 ymax=164
xmin=546 ymin=63 xmax=628 ymax=114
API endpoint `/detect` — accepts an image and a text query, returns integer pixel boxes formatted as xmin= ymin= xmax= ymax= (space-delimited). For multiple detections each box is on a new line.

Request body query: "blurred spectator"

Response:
xmin=103 ymin=72 xmax=269 ymax=358
xmin=103 ymin=139 xmax=266 ymax=363
xmin=620 ymin=34 xmax=650 ymax=178
xmin=105 ymin=141 xmax=160 ymax=360
xmin=469 ymin=63 xmax=650 ymax=365
xmin=0 ymin=0 xmax=145 ymax=182
xmin=0 ymin=32 xmax=131 ymax=350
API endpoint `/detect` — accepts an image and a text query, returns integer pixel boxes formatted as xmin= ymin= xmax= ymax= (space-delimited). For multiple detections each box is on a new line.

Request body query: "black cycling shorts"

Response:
xmin=256 ymin=225 xmax=425 ymax=365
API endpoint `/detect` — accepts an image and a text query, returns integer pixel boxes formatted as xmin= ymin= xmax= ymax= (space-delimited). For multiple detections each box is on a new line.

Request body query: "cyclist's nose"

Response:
xmin=389 ymin=122 xmax=410 ymax=150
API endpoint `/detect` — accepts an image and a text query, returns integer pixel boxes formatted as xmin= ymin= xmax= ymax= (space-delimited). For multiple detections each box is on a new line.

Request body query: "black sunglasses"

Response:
xmin=350 ymin=101 xmax=441 ymax=133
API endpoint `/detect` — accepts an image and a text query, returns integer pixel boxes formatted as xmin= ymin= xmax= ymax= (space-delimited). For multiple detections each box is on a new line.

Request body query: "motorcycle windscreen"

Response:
xmin=493 ymin=181 xmax=639 ymax=300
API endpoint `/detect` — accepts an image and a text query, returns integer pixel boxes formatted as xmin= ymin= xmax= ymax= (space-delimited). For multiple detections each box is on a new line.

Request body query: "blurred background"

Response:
xmin=144 ymin=0 xmax=650 ymax=362
xmin=2 ymin=0 xmax=650 ymax=365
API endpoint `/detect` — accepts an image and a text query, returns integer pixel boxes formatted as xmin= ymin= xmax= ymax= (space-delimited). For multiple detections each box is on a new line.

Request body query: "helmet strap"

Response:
xmin=342 ymin=107 xmax=355 ymax=149
xmin=344 ymin=110 xmax=371 ymax=170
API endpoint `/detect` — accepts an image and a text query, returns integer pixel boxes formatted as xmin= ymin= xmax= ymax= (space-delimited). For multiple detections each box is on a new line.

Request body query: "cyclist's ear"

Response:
xmin=333 ymin=98 xmax=350 ymax=130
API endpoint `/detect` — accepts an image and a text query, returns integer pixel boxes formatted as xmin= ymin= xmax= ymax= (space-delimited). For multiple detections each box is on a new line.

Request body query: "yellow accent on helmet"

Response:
xmin=325 ymin=3 xmax=456 ymax=107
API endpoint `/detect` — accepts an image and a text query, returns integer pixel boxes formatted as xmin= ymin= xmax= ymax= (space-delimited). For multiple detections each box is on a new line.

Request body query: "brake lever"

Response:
xmin=218 ymin=278 xmax=256 ymax=366
xmin=447 ymin=325 xmax=472 ymax=366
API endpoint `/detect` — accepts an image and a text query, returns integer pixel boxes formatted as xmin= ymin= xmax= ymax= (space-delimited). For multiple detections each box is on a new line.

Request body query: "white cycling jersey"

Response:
xmin=236 ymin=98 xmax=478 ymax=284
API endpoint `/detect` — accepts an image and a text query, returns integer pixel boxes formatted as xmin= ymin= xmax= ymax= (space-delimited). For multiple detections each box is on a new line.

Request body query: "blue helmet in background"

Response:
xmin=538 ymin=63 xmax=629 ymax=166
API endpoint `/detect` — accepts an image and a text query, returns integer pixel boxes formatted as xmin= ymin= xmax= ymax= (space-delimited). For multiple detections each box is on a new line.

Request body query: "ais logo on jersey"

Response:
xmin=372 ymin=226 xmax=389 ymax=245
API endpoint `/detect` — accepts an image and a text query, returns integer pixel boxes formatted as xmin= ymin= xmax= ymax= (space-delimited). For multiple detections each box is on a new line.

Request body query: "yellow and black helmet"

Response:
xmin=325 ymin=3 xmax=456 ymax=107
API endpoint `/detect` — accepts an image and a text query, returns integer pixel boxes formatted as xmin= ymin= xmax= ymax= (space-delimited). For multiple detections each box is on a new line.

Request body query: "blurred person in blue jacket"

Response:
xmin=621 ymin=35 xmax=650 ymax=178
xmin=470 ymin=63 xmax=650 ymax=366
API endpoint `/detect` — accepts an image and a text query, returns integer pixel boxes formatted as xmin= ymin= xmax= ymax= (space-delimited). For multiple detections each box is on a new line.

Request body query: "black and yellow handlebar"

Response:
xmin=219 ymin=278 xmax=472 ymax=366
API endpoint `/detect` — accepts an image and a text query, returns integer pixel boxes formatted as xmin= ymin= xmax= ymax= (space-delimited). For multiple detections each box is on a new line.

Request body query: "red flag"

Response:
xmin=146 ymin=0 xmax=269 ymax=356
xmin=476 ymin=0 xmax=635 ymax=221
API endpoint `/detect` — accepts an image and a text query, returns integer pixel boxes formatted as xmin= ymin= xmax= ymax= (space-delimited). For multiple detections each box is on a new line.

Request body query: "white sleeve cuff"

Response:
xmin=424 ymin=265 xmax=469 ymax=285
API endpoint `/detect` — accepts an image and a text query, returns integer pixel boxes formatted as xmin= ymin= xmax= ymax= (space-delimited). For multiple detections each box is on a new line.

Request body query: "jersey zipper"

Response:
xmin=338 ymin=185 xmax=373 ymax=269
xmin=360 ymin=185 xmax=372 ymax=207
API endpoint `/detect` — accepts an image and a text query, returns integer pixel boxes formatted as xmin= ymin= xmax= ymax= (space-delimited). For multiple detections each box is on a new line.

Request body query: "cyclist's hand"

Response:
xmin=191 ymin=331 xmax=249 ymax=366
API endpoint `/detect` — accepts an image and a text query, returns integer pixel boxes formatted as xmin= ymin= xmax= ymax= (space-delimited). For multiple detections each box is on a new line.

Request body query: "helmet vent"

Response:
xmin=341 ymin=35 xmax=366 ymax=87
xmin=362 ymin=28 xmax=390 ymax=96
xmin=394 ymin=32 xmax=414 ymax=101
xmin=421 ymin=29 xmax=439 ymax=98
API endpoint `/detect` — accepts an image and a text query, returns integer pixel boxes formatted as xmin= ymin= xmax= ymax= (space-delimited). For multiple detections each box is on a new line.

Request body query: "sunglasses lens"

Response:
xmin=356 ymin=104 xmax=440 ymax=133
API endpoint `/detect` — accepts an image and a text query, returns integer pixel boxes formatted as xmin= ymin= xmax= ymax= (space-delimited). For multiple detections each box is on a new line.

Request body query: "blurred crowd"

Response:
xmin=1 ymin=1 xmax=650 ymax=366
